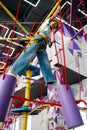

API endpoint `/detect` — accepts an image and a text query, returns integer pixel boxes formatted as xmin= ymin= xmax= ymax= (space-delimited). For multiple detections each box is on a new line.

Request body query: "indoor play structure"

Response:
xmin=0 ymin=0 xmax=87 ymax=130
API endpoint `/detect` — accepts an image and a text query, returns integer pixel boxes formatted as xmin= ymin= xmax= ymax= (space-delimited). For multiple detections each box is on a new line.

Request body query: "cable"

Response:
xmin=3 ymin=0 xmax=22 ymax=77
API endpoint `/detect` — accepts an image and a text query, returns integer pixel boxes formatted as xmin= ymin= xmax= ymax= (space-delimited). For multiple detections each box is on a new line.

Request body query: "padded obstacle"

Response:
xmin=57 ymin=84 xmax=84 ymax=129
xmin=12 ymin=107 xmax=42 ymax=115
xmin=0 ymin=74 xmax=16 ymax=122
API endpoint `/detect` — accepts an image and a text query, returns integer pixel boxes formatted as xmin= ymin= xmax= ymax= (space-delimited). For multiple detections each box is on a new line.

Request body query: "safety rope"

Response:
xmin=12 ymin=95 xmax=87 ymax=106
xmin=60 ymin=7 xmax=69 ymax=90
xmin=3 ymin=0 xmax=22 ymax=77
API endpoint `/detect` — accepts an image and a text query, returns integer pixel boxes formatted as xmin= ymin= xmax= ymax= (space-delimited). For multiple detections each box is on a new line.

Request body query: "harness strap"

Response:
xmin=29 ymin=39 xmax=39 ymax=44
xmin=39 ymin=33 xmax=48 ymax=44
xmin=28 ymin=33 xmax=48 ymax=46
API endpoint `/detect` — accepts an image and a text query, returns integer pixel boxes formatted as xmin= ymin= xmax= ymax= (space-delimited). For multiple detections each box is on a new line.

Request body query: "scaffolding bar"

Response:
xmin=0 ymin=2 xmax=28 ymax=34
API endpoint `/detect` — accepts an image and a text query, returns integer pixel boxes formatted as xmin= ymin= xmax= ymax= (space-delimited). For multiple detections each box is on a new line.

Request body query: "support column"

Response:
xmin=0 ymin=74 xmax=16 ymax=122
xmin=22 ymin=70 xmax=33 ymax=130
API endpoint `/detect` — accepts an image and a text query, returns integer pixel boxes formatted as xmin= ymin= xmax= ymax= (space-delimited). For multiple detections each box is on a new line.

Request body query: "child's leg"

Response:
xmin=10 ymin=43 xmax=39 ymax=76
xmin=37 ymin=49 xmax=56 ymax=84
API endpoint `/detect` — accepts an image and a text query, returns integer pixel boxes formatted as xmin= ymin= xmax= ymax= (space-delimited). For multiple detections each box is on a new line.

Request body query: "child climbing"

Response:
xmin=8 ymin=5 xmax=61 ymax=84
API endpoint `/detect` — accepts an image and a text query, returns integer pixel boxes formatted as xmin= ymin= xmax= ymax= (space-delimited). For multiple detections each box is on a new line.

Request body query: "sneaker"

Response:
xmin=52 ymin=82 xmax=59 ymax=90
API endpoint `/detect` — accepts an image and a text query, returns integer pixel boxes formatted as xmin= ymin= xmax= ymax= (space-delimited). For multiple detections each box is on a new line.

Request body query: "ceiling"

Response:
xmin=0 ymin=0 xmax=58 ymax=33
xmin=0 ymin=0 xmax=87 ymax=32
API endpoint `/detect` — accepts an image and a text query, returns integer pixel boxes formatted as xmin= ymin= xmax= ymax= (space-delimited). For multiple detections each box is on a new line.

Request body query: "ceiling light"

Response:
xmin=23 ymin=0 xmax=41 ymax=7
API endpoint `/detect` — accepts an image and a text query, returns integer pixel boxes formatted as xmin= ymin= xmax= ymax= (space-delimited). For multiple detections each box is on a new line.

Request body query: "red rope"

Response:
xmin=59 ymin=8 xmax=68 ymax=89
xmin=77 ymin=55 xmax=82 ymax=99
xmin=3 ymin=0 xmax=22 ymax=77
xmin=12 ymin=95 xmax=87 ymax=107
xmin=40 ymin=78 xmax=43 ymax=100
xmin=59 ymin=49 xmax=63 ymax=66
xmin=52 ymin=30 xmax=60 ymax=66
xmin=12 ymin=95 xmax=61 ymax=107
xmin=76 ymin=16 xmax=83 ymax=30
xmin=30 ymin=22 xmax=36 ymax=33
xmin=52 ymin=30 xmax=63 ymax=83
xmin=80 ymin=0 xmax=87 ymax=21
xmin=76 ymin=99 xmax=87 ymax=106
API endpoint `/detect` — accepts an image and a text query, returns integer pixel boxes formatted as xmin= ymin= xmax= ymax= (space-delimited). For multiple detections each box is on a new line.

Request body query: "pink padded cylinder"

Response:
xmin=0 ymin=74 xmax=16 ymax=122
xmin=57 ymin=84 xmax=84 ymax=129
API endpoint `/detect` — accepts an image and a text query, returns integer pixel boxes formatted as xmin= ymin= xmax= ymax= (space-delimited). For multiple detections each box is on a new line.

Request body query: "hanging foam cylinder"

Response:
xmin=0 ymin=74 xmax=16 ymax=122
xmin=57 ymin=84 xmax=84 ymax=129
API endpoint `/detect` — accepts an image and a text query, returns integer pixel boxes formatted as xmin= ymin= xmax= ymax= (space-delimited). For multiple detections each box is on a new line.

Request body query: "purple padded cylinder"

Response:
xmin=57 ymin=84 xmax=83 ymax=129
xmin=0 ymin=74 xmax=16 ymax=122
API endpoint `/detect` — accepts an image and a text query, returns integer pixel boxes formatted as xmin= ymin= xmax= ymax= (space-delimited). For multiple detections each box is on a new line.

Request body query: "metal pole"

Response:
xmin=0 ymin=1 xmax=28 ymax=34
xmin=22 ymin=70 xmax=33 ymax=130
xmin=46 ymin=0 xmax=62 ymax=20
xmin=0 ymin=37 xmax=30 ymax=41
